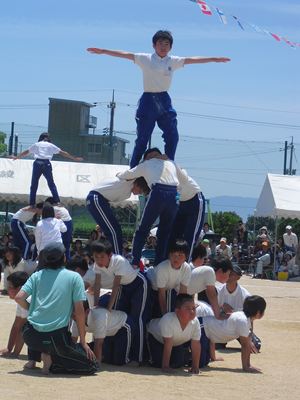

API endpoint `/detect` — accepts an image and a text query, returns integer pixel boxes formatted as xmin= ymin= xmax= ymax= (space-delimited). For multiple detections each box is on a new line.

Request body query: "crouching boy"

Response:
xmin=147 ymin=294 xmax=200 ymax=374
xmin=71 ymin=302 xmax=137 ymax=366
xmin=197 ymin=295 xmax=266 ymax=372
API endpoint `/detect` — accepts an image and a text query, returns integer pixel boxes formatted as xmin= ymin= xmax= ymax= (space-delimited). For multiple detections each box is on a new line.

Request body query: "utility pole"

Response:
xmin=8 ymin=122 xmax=14 ymax=155
xmin=283 ymin=140 xmax=288 ymax=175
xmin=13 ymin=134 xmax=18 ymax=156
xmin=289 ymin=136 xmax=294 ymax=175
xmin=108 ymin=90 xmax=116 ymax=164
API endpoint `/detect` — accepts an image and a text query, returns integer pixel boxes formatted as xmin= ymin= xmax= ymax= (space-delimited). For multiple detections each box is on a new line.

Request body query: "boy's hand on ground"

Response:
xmin=0 ymin=348 xmax=11 ymax=357
xmin=82 ymin=342 xmax=96 ymax=361
xmin=250 ymin=341 xmax=259 ymax=354
xmin=188 ymin=366 xmax=200 ymax=374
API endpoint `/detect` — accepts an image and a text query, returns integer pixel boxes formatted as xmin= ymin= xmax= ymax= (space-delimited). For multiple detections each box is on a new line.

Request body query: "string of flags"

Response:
xmin=189 ymin=0 xmax=299 ymax=49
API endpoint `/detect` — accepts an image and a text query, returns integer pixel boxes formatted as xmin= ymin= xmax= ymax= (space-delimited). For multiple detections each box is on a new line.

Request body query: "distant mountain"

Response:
xmin=209 ymin=196 xmax=257 ymax=221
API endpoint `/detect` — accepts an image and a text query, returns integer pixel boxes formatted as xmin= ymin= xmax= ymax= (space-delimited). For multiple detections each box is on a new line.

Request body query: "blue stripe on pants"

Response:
xmin=11 ymin=219 xmax=32 ymax=260
xmin=86 ymin=191 xmax=123 ymax=255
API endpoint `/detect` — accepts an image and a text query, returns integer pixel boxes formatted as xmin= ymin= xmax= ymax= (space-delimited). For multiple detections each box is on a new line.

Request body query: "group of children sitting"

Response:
xmin=1 ymin=236 xmax=266 ymax=375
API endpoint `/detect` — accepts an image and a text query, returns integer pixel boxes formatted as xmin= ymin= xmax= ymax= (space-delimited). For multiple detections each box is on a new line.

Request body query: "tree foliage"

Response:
xmin=211 ymin=211 xmax=242 ymax=242
xmin=0 ymin=131 xmax=7 ymax=154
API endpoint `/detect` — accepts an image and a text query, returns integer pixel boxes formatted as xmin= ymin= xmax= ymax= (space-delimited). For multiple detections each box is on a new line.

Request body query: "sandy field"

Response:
xmin=0 ymin=275 xmax=300 ymax=400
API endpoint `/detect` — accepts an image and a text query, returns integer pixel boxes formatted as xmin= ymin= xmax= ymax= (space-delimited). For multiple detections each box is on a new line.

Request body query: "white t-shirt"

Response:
xmin=92 ymin=178 xmax=134 ymax=204
xmin=93 ymin=254 xmax=138 ymax=289
xmin=203 ymin=311 xmax=251 ymax=343
xmin=12 ymin=208 xmax=35 ymax=223
xmin=215 ymin=244 xmax=232 ymax=259
xmin=35 ymin=217 xmax=67 ymax=253
xmin=175 ymin=167 xmax=201 ymax=202
xmin=195 ymin=300 xmax=215 ymax=317
xmin=53 ymin=206 xmax=72 ymax=222
xmin=187 ymin=266 xmax=216 ymax=295
xmin=70 ymin=308 xmax=127 ymax=339
xmin=150 ymin=259 xmax=191 ymax=290
xmin=218 ymin=284 xmax=251 ymax=311
xmin=134 ymin=52 xmax=185 ymax=92
xmin=147 ymin=312 xmax=201 ymax=346
xmin=28 ymin=141 xmax=61 ymax=160
xmin=117 ymin=158 xmax=179 ymax=188
xmin=283 ymin=232 xmax=298 ymax=249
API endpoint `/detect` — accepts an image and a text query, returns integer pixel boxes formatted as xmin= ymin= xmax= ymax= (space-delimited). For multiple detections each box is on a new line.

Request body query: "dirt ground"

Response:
xmin=0 ymin=275 xmax=300 ymax=400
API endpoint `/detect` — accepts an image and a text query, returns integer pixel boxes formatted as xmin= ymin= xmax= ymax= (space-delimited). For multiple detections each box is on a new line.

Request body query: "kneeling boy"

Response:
xmin=147 ymin=293 xmax=200 ymax=373
xmin=71 ymin=303 xmax=136 ymax=366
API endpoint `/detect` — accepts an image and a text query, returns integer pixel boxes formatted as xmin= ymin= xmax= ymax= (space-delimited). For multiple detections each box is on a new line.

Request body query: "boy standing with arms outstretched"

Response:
xmin=87 ymin=30 xmax=230 ymax=167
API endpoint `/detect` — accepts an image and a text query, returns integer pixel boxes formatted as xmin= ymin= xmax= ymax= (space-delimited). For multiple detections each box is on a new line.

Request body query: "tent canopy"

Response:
xmin=0 ymin=158 xmax=138 ymax=207
xmin=255 ymin=174 xmax=300 ymax=219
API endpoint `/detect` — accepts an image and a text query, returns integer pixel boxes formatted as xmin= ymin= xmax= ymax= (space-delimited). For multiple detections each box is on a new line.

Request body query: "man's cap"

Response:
xmin=43 ymin=242 xmax=65 ymax=264
xmin=286 ymin=225 xmax=292 ymax=230
xmin=202 ymin=239 xmax=210 ymax=244
xmin=232 ymin=264 xmax=243 ymax=276
xmin=220 ymin=237 xmax=227 ymax=243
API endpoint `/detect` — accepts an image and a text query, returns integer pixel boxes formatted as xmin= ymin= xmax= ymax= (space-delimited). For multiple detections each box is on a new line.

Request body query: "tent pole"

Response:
xmin=273 ymin=216 xmax=278 ymax=279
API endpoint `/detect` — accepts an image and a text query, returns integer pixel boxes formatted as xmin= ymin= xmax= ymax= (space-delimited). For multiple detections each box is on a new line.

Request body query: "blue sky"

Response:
xmin=0 ymin=0 xmax=299 ymax=211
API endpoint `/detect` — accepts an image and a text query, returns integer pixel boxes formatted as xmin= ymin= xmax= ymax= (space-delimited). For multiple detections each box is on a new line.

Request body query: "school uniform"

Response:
xmin=28 ymin=141 xmax=61 ymax=205
xmin=35 ymin=217 xmax=67 ymax=254
xmin=187 ymin=265 xmax=216 ymax=295
xmin=147 ymin=312 xmax=200 ymax=368
xmin=170 ymin=167 xmax=205 ymax=261
xmin=86 ymin=178 xmax=134 ymax=255
xmin=117 ymin=158 xmax=179 ymax=266
xmin=147 ymin=260 xmax=191 ymax=315
xmin=93 ymin=254 xmax=150 ymax=362
xmin=11 ymin=208 xmax=35 ymax=259
xmin=130 ymin=53 xmax=185 ymax=168
xmin=53 ymin=206 xmax=73 ymax=261
xmin=71 ymin=308 xmax=136 ymax=365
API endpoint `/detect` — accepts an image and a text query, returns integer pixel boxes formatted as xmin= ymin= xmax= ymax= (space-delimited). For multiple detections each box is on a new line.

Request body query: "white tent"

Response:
xmin=0 ymin=158 xmax=138 ymax=207
xmin=255 ymin=174 xmax=300 ymax=219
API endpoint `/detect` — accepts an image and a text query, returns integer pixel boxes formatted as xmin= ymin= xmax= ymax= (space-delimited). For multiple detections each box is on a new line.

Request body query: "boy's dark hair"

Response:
xmin=143 ymin=147 xmax=162 ymax=161
xmin=243 ymin=295 xmax=266 ymax=318
xmin=133 ymin=177 xmax=150 ymax=195
xmin=66 ymin=256 xmax=88 ymax=273
xmin=38 ymin=132 xmax=51 ymax=142
xmin=45 ymin=197 xmax=57 ymax=205
xmin=42 ymin=203 xmax=55 ymax=219
xmin=211 ymin=256 xmax=233 ymax=273
xmin=152 ymin=30 xmax=173 ymax=47
xmin=7 ymin=271 xmax=29 ymax=288
xmin=4 ymin=246 xmax=22 ymax=266
xmin=91 ymin=239 xmax=113 ymax=255
xmin=191 ymin=244 xmax=207 ymax=262
xmin=175 ymin=293 xmax=194 ymax=309
xmin=168 ymin=239 xmax=189 ymax=259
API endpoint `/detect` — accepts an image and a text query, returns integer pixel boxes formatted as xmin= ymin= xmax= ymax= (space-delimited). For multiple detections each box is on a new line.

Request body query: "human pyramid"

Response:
xmin=2 ymin=30 xmax=267 ymax=375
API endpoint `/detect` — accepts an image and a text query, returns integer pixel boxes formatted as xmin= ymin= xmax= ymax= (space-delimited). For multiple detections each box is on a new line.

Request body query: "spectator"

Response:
xmin=283 ymin=225 xmax=298 ymax=253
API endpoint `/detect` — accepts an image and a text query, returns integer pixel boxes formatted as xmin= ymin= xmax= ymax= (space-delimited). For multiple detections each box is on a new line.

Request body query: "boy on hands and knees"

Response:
xmin=197 ymin=295 xmax=266 ymax=372
xmin=87 ymin=30 xmax=230 ymax=168
xmin=92 ymin=240 xmax=150 ymax=363
xmin=147 ymin=294 xmax=200 ymax=374
xmin=147 ymin=239 xmax=191 ymax=317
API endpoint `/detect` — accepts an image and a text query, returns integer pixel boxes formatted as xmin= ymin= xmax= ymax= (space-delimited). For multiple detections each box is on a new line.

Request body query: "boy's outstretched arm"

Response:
xmin=184 ymin=56 xmax=231 ymax=65
xmin=87 ymin=48 xmax=134 ymax=61
xmin=240 ymin=336 xmax=261 ymax=373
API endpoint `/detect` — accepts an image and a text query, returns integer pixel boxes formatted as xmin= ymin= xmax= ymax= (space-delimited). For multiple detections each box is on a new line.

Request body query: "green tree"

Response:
xmin=212 ymin=211 xmax=242 ymax=242
xmin=0 ymin=131 xmax=7 ymax=154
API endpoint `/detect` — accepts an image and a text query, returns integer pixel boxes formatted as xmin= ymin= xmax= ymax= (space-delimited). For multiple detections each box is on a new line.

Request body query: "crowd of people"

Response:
xmin=0 ymin=31 xmax=269 ymax=376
